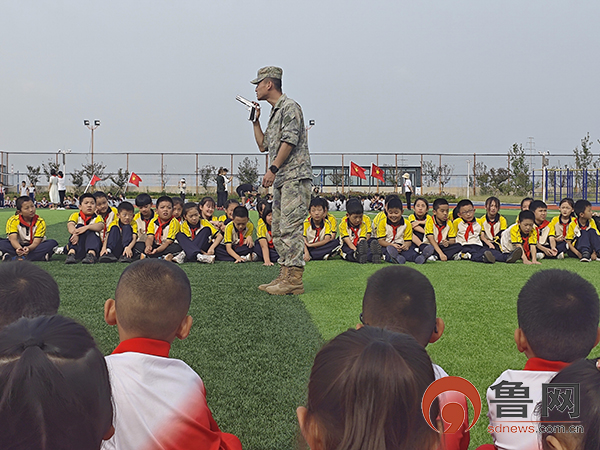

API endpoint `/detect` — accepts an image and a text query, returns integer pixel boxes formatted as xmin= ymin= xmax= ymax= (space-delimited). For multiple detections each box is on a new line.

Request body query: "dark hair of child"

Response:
xmin=385 ymin=194 xmax=400 ymax=205
xmin=432 ymin=198 xmax=448 ymax=210
xmin=560 ymin=197 xmax=575 ymax=209
xmin=0 ymin=315 xmax=113 ymax=449
xmin=540 ymin=358 xmax=600 ymax=450
xmin=414 ymin=197 xmax=429 ymax=208
xmin=302 ymin=326 xmax=439 ymax=450
xmin=135 ymin=193 xmax=153 ymax=207
xmin=117 ymin=202 xmax=134 ymax=213
xmin=0 ymin=262 xmax=60 ymax=329
xmin=93 ymin=191 xmax=108 ymax=200
xmin=518 ymin=269 xmax=599 ymax=362
xmin=310 ymin=197 xmax=328 ymax=210
xmin=346 ymin=198 xmax=363 ymax=215
xmin=15 ymin=195 xmax=33 ymax=212
xmin=199 ymin=197 xmax=216 ymax=207
xmin=182 ymin=202 xmax=199 ymax=218
xmin=529 ymin=200 xmax=547 ymax=212
xmin=115 ymin=260 xmax=191 ymax=340
xmin=156 ymin=196 xmax=173 ymax=207
xmin=172 ymin=196 xmax=183 ymax=207
xmin=362 ymin=266 xmax=436 ymax=346
xmin=520 ymin=197 xmax=534 ymax=208
xmin=485 ymin=196 xmax=500 ymax=208
xmin=79 ymin=193 xmax=96 ymax=204
xmin=224 ymin=199 xmax=240 ymax=209
xmin=518 ymin=210 xmax=535 ymax=222
xmin=261 ymin=203 xmax=273 ymax=223
xmin=575 ymin=199 xmax=592 ymax=218
xmin=232 ymin=205 xmax=249 ymax=219
xmin=456 ymin=199 xmax=473 ymax=212
xmin=387 ymin=197 xmax=403 ymax=211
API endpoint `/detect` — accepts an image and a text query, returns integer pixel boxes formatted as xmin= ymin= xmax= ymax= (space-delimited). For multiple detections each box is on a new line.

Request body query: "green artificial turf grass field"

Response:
xmin=1 ymin=207 xmax=600 ymax=449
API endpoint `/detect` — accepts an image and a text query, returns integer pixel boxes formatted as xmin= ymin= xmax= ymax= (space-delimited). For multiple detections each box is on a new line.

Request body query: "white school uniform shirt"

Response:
xmin=486 ymin=358 xmax=569 ymax=450
xmin=102 ymin=338 xmax=241 ymax=450
xmin=58 ymin=176 xmax=66 ymax=191
xmin=20 ymin=185 xmax=28 ymax=196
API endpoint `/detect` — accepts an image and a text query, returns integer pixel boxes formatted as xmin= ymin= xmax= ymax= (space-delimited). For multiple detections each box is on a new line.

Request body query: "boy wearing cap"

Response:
xmin=250 ymin=66 xmax=312 ymax=295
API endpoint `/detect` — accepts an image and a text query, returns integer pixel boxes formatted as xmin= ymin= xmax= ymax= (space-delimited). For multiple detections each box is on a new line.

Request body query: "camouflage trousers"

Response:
xmin=272 ymin=178 xmax=311 ymax=267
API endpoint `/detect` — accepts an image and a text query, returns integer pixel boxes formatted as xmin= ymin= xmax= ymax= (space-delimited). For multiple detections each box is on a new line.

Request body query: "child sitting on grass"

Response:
xmin=133 ymin=193 xmax=155 ymax=256
xmin=297 ymin=326 xmax=440 ymax=450
xmin=64 ymin=192 xmax=104 ymax=264
xmin=303 ymin=197 xmax=339 ymax=261
xmin=549 ymin=198 xmax=575 ymax=256
xmin=0 ymin=196 xmax=58 ymax=261
xmin=255 ymin=203 xmax=279 ymax=266
xmin=478 ymin=196 xmax=507 ymax=251
xmin=566 ymin=199 xmax=600 ymax=262
xmin=172 ymin=196 xmax=184 ymax=222
xmin=214 ymin=205 xmax=255 ymax=262
xmin=99 ymin=201 xmax=138 ymax=263
xmin=530 ymin=200 xmax=563 ymax=260
xmin=408 ymin=197 xmax=431 ymax=253
xmin=339 ymin=198 xmax=380 ymax=264
xmin=425 ymin=197 xmax=462 ymax=261
xmin=486 ymin=269 xmax=600 ymax=450
xmin=144 ymin=196 xmax=182 ymax=259
xmin=94 ymin=191 xmax=118 ymax=245
xmin=173 ymin=202 xmax=219 ymax=264
xmin=500 ymin=210 xmax=540 ymax=265
xmin=216 ymin=199 xmax=240 ymax=232
xmin=102 ymin=260 xmax=241 ymax=450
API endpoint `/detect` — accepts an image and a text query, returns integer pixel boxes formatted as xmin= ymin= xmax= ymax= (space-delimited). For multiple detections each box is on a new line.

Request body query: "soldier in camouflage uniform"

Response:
xmin=250 ymin=66 xmax=312 ymax=295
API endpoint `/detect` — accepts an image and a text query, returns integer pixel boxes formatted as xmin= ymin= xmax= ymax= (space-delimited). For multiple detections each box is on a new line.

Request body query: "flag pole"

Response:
xmin=83 ymin=179 xmax=92 ymax=194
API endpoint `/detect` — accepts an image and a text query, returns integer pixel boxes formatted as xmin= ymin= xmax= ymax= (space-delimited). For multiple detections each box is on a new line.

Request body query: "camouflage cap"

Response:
xmin=251 ymin=66 xmax=283 ymax=84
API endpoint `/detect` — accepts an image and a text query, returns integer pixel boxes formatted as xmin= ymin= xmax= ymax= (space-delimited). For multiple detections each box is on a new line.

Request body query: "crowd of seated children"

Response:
xmin=377 ymin=197 xmax=433 ymax=264
xmin=303 ymin=197 xmax=340 ymax=261
xmin=339 ymin=198 xmax=380 ymax=263
xmin=99 ymin=201 xmax=138 ymax=263
xmin=0 ymin=315 xmax=114 ymax=450
xmin=214 ymin=205 xmax=256 ymax=262
xmin=0 ymin=196 xmax=58 ymax=261
xmin=486 ymin=269 xmax=600 ymax=450
xmin=103 ymin=260 xmax=242 ymax=450
xmin=254 ymin=203 xmax=279 ymax=266
xmin=566 ymin=199 xmax=600 ymax=262
xmin=173 ymin=201 xmax=220 ymax=264
xmin=408 ymin=197 xmax=431 ymax=253
xmin=360 ymin=266 xmax=470 ymax=450
xmin=64 ymin=192 xmax=104 ymax=264
xmin=144 ymin=196 xmax=181 ymax=260
xmin=297 ymin=326 xmax=441 ymax=450
xmin=453 ymin=199 xmax=522 ymax=263
xmin=425 ymin=198 xmax=463 ymax=261
xmin=478 ymin=196 xmax=507 ymax=251
xmin=500 ymin=210 xmax=540 ymax=265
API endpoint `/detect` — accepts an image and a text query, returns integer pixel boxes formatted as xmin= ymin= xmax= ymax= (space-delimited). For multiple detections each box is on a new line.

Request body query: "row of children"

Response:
xmin=2 ymin=260 xmax=599 ymax=450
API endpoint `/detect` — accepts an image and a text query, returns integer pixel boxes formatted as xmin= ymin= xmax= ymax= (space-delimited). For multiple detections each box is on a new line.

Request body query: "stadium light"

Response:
xmin=83 ymin=119 xmax=101 ymax=167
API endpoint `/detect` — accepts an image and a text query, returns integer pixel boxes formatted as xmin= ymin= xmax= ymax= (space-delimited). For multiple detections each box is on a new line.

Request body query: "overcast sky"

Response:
xmin=1 ymin=1 xmax=599 ymax=175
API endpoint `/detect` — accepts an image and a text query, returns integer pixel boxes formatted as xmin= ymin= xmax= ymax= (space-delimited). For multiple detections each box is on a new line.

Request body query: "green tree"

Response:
xmin=199 ymin=164 xmax=217 ymax=193
xmin=71 ymin=169 xmax=86 ymax=194
xmin=82 ymin=161 xmax=106 ymax=182
xmin=42 ymin=159 xmax=61 ymax=182
xmin=26 ymin=165 xmax=41 ymax=186
xmin=328 ymin=168 xmax=344 ymax=189
xmin=509 ymin=143 xmax=530 ymax=196
xmin=110 ymin=168 xmax=130 ymax=194
xmin=237 ymin=157 xmax=259 ymax=186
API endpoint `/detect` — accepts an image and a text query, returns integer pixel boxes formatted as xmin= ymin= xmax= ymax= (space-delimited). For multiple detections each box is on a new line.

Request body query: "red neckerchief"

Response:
xmin=579 ymin=219 xmax=589 ymax=231
xmin=486 ymin=214 xmax=499 ymax=238
xmin=142 ymin=210 xmax=155 ymax=229
xmin=154 ymin=217 xmax=171 ymax=244
xmin=99 ymin=209 xmax=112 ymax=240
xmin=79 ymin=211 xmax=94 ymax=226
xmin=434 ymin=218 xmax=447 ymax=243
xmin=537 ymin=220 xmax=550 ymax=230
xmin=348 ymin=219 xmax=362 ymax=247
xmin=560 ymin=217 xmax=570 ymax=237
xmin=236 ymin=227 xmax=246 ymax=248
xmin=524 ymin=357 xmax=570 ymax=372
xmin=19 ymin=214 xmax=39 ymax=245
xmin=187 ymin=221 xmax=200 ymax=239
xmin=311 ymin=218 xmax=323 ymax=243
xmin=111 ymin=337 xmax=171 ymax=358
xmin=464 ymin=219 xmax=476 ymax=242
xmin=520 ymin=231 xmax=531 ymax=259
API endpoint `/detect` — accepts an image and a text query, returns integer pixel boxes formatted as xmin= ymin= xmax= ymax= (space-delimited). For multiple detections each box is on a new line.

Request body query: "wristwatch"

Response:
xmin=269 ymin=165 xmax=279 ymax=174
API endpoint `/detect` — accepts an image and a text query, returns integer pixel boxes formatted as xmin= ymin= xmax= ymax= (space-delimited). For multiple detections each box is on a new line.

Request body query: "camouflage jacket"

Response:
xmin=264 ymin=94 xmax=312 ymax=188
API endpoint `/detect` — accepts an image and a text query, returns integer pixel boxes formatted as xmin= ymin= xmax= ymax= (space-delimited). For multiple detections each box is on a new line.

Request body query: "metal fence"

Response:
xmin=1 ymin=150 xmax=596 ymax=202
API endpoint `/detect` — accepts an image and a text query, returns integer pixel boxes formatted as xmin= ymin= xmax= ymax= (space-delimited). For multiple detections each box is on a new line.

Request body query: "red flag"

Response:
xmin=129 ymin=172 xmax=142 ymax=187
xmin=90 ymin=174 xmax=101 ymax=186
xmin=371 ymin=163 xmax=385 ymax=182
xmin=350 ymin=161 xmax=366 ymax=180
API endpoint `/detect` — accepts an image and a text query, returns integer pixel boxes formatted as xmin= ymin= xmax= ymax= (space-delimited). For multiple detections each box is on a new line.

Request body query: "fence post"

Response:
xmin=473 ymin=153 xmax=477 ymax=197
xmin=230 ymin=154 xmax=234 ymax=195
xmin=195 ymin=154 xmax=199 ymax=196
xmin=439 ymin=154 xmax=442 ymax=194
xmin=419 ymin=154 xmax=422 ymax=194
xmin=376 ymin=154 xmax=379 ymax=193
xmin=161 ymin=153 xmax=164 ymax=192
xmin=395 ymin=154 xmax=398 ymax=193
xmin=341 ymin=154 xmax=345 ymax=194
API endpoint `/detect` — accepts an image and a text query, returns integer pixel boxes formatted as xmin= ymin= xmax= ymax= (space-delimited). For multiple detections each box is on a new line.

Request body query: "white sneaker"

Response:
xmin=243 ymin=253 xmax=252 ymax=262
xmin=173 ymin=252 xmax=186 ymax=264
xmin=536 ymin=252 xmax=545 ymax=260
xmin=251 ymin=252 xmax=258 ymax=262
xmin=197 ymin=254 xmax=215 ymax=264
xmin=453 ymin=252 xmax=462 ymax=261
xmin=557 ymin=252 xmax=565 ymax=260
xmin=53 ymin=245 xmax=65 ymax=255
xmin=462 ymin=252 xmax=472 ymax=260
xmin=427 ymin=255 xmax=437 ymax=262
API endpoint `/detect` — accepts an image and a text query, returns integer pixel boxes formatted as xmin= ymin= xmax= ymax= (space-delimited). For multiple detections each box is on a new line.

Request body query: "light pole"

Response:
xmin=538 ymin=150 xmax=550 ymax=201
xmin=306 ymin=119 xmax=315 ymax=145
xmin=57 ymin=148 xmax=71 ymax=176
xmin=83 ymin=120 xmax=100 ymax=167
